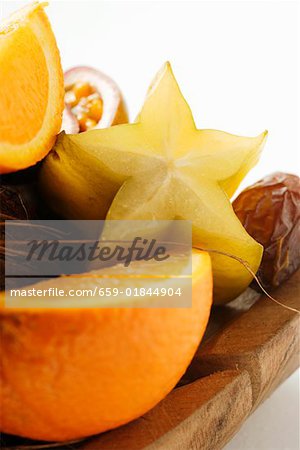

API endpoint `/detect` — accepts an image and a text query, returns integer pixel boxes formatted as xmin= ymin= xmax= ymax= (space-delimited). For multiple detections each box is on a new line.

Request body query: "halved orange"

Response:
xmin=0 ymin=249 xmax=212 ymax=441
xmin=0 ymin=2 xmax=64 ymax=174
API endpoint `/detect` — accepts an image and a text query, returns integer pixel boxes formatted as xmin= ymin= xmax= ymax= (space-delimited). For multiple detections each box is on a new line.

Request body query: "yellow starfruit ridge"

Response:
xmin=41 ymin=62 xmax=267 ymax=303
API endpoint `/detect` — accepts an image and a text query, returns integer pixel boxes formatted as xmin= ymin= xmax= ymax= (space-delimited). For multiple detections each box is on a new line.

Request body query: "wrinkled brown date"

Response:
xmin=0 ymin=166 xmax=50 ymax=290
xmin=0 ymin=182 xmax=39 ymax=290
xmin=233 ymin=172 xmax=300 ymax=290
xmin=0 ymin=184 xmax=37 ymax=220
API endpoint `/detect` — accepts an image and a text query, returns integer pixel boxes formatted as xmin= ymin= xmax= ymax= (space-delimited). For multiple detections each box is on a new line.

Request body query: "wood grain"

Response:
xmin=187 ymin=270 xmax=300 ymax=408
xmin=81 ymin=370 xmax=252 ymax=450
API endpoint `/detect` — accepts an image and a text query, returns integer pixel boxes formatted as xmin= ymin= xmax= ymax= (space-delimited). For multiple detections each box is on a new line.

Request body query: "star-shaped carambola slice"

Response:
xmin=40 ymin=63 xmax=267 ymax=303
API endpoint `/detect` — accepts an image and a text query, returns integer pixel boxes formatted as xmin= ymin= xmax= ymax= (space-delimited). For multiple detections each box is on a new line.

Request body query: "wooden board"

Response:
xmin=1 ymin=270 xmax=299 ymax=450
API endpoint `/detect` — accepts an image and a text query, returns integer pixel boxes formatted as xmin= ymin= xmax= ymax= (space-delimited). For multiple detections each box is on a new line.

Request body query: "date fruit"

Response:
xmin=233 ymin=172 xmax=300 ymax=290
xmin=0 ymin=167 xmax=57 ymax=290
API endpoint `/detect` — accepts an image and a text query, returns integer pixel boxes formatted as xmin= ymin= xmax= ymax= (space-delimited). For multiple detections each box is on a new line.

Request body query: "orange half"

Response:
xmin=0 ymin=2 xmax=64 ymax=174
xmin=0 ymin=250 xmax=212 ymax=441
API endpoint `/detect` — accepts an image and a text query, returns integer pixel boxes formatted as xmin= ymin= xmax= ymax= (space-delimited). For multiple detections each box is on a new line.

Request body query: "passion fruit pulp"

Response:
xmin=62 ymin=66 xmax=128 ymax=133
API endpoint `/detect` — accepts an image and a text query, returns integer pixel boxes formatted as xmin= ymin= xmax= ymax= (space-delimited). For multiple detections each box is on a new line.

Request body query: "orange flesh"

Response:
xmin=65 ymin=82 xmax=103 ymax=131
xmin=0 ymin=251 xmax=212 ymax=441
xmin=0 ymin=25 xmax=49 ymax=144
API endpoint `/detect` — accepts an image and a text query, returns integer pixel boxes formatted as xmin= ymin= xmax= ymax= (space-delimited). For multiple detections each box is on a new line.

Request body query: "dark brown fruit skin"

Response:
xmin=0 ymin=168 xmax=40 ymax=290
xmin=0 ymin=184 xmax=37 ymax=220
xmin=0 ymin=166 xmax=61 ymax=290
xmin=233 ymin=172 xmax=300 ymax=291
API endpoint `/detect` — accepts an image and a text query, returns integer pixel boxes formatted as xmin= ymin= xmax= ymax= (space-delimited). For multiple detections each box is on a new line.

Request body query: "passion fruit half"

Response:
xmin=63 ymin=66 xmax=128 ymax=132
xmin=61 ymin=104 xmax=80 ymax=134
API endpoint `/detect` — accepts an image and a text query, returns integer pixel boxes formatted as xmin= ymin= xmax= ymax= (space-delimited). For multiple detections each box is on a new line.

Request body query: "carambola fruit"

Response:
xmin=40 ymin=63 xmax=267 ymax=302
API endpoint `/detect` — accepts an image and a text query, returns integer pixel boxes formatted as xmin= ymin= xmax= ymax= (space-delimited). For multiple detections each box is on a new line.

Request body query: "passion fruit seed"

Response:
xmin=72 ymin=81 xmax=94 ymax=101
xmin=79 ymin=117 xmax=97 ymax=132
xmin=64 ymin=90 xmax=77 ymax=108
xmin=87 ymin=94 xmax=103 ymax=121
xmin=65 ymin=82 xmax=103 ymax=131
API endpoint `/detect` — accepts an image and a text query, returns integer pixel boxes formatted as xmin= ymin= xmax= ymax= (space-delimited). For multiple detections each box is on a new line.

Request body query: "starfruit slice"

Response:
xmin=40 ymin=63 xmax=267 ymax=302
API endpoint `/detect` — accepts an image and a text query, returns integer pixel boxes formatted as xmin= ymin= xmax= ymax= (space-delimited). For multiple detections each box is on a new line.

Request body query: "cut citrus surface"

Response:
xmin=0 ymin=2 xmax=64 ymax=173
xmin=0 ymin=249 xmax=212 ymax=441
xmin=41 ymin=63 xmax=266 ymax=302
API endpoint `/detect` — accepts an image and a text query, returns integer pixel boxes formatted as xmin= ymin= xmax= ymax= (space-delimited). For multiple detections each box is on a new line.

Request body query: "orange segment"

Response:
xmin=0 ymin=24 xmax=48 ymax=144
xmin=0 ymin=250 xmax=212 ymax=441
xmin=0 ymin=2 xmax=64 ymax=173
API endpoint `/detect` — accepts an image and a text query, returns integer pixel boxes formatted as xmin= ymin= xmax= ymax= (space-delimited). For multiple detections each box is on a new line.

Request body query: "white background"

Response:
xmin=1 ymin=0 xmax=299 ymax=186
xmin=1 ymin=1 xmax=299 ymax=449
